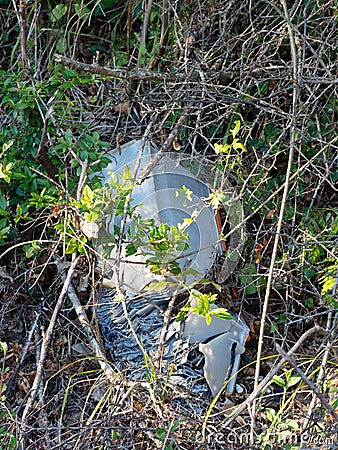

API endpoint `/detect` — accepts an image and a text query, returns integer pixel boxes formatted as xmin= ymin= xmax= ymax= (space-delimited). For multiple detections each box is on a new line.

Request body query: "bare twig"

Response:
xmin=6 ymin=310 xmax=41 ymax=395
xmin=252 ymin=0 xmax=300 ymax=424
xmin=13 ymin=0 xmax=29 ymax=76
xmin=56 ymin=258 xmax=116 ymax=382
xmin=137 ymin=0 xmax=154 ymax=68
xmin=126 ymin=0 xmax=132 ymax=61
xmin=54 ymin=53 xmax=190 ymax=82
xmin=155 ymin=286 xmax=180 ymax=369
xmin=149 ymin=0 xmax=170 ymax=70
xmin=137 ymin=111 xmax=189 ymax=184
xmin=54 ymin=54 xmax=240 ymax=84
xmin=20 ymin=256 xmax=80 ymax=425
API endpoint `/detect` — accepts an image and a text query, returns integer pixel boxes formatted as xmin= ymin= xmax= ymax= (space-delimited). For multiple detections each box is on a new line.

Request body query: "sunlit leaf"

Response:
xmin=231 ymin=120 xmax=241 ymax=139
xmin=266 ymin=407 xmax=277 ymax=423
xmin=51 ymin=4 xmax=67 ymax=22
xmin=272 ymin=375 xmax=285 ymax=387
xmin=210 ymin=308 xmax=233 ymax=320
xmin=232 ymin=139 xmax=247 ymax=151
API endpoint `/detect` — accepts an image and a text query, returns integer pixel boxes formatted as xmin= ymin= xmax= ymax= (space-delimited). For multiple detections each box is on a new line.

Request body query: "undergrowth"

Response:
xmin=0 ymin=0 xmax=337 ymax=448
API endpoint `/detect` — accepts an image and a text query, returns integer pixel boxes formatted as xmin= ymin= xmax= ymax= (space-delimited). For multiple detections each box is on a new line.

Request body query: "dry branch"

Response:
xmin=54 ymin=53 xmax=192 ymax=82
xmin=15 ymin=0 xmax=29 ymax=77
xmin=56 ymin=259 xmax=116 ymax=383
xmin=252 ymin=0 xmax=300 ymax=423
xmin=54 ymin=53 xmax=242 ymax=84
xmin=20 ymin=256 xmax=80 ymax=425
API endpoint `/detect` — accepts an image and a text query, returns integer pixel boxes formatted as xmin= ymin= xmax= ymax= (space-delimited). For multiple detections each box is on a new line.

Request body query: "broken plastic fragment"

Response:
xmin=183 ymin=302 xmax=249 ymax=395
xmin=199 ymin=332 xmax=247 ymax=396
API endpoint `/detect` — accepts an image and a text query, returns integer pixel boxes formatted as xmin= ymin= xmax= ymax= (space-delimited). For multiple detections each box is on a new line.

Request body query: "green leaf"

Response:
xmin=56 ymin=35 xmax=67 ymax=53
xmin=80 ymin=149 xmax=89 ymax=160
xmin=23 ymin=241 xmax=41 ymax=258
xmin=231 ymin=120 xmax=241 ymax=139
xmin=0 ymin=162 xmax=13 ymax=182
xmin=128 ymin=219 xmax=139 ymax=236
xmin=283 ymin=419 xmax=299 ymax=430
xmin=155 ymin=427 xmax=166 ymax=441
xmin=266 ymin=407 xmax=277 ymax=423
xmin=108 ymin=172 xmax=119 ymax=188
xmin=145 ymin=280 xmax=176 ymax=292
xmin=211 ymin=282 xmax=222 ymax=292
xmin=210 ymin=308 xmax=233 ymax=320
xmin=0 ymin=225 xmax=10 ymax=237
xmin=243 ymin=283 xmax=257 ymax=295
xmin=205 ymin=313 xmax=212 ymax=325
xmin=304 ymin=297 xmax=314 ymax=308
xmin=180 ymin=268 xmax=201 ymax=278
xmin=0 ymin=341 xmax=8 ymax=354
xmin=81 ymin=185 xmax=94 ymax=205
xmin=232 ymin=139 xmax=247 ymax=151
xmin=214 ymin=143 xmax=231 ymax=154
xmin=272 ymin=375 xmax=285 ymax=387
xmin=286 ymin=375 xmax=301 ymax=388
xmin=181 ymin=217 xmax=193 ymax=227
xmin=2 ymin=140 xmax=14 ymax=152
xmin=65 ymin=239 xmax=78 ymax=254
xmin=125 ymin=243 xmax=137 ymax=256
xmin=64 ymin=129 xmax=73 ymax=145
xmin=0 ymin=195 xmax=7 ymax=210
xmin=330 ymin=397 xmax=338 ymax=409
xmin=51 ymin=4 xmax=67 ymax=22
xmin=159 ymin=222 xmax=168 ymax=236
xmin=139 ymin=43 xmax=147 ymax=57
